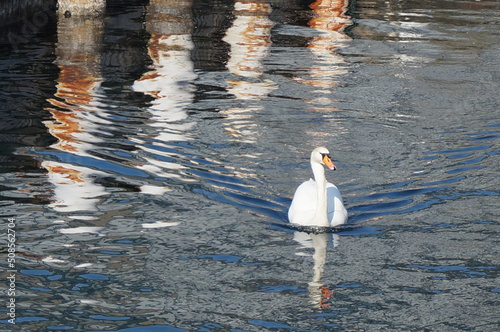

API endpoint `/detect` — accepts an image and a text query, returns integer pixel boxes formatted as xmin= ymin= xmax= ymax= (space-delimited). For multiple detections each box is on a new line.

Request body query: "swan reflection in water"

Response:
xmin=294 ymin=231 xmax=339 ymax=309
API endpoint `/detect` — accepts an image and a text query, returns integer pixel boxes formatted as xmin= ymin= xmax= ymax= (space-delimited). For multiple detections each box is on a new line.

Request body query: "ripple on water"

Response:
xmin=0 ymin=1 xmax=499 ymax=330
xmin=387 ymin=264 xmax=498 ymax=279
xmin=345 ymin=121 xmax=498 ymax=226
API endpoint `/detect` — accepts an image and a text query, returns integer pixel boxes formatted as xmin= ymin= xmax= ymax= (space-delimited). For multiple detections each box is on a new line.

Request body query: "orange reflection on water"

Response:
xmin=309 ymin=0 xmax=352 ymax=35
xmin=295 ymin=0 xmax=352 ymax=90
xmin=42 ymin=161 xmax=107 ymax=213
xmin=224 ymin=1 xmax=274 ymax=80
xmin=43 ymin=16 xmax=108 ymax=213
xmin=132 ymin=0 xmax=198 ymax=186
xmin=133 ymin=0 xmax=195 ymax=130
xmin=222 ymin=1 xmax=277 ymax=144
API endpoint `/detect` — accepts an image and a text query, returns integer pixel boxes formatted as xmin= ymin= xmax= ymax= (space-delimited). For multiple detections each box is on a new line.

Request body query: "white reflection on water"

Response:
xmin=42 ymin=161 xmax=107 ymax=212
xmin=132 ymin=0 xmax=196 ymax=129
xmin=297 ymin=0 xmax=351 ymax=89
xmin=141 ymin=221 xmax=181 ymax=229
xmin=43 ymin=14 xmax=109 ymax=213
xmin=58 ymin=226 xmax=105 ymax=234
xmin=132 ymin=0 xmax=197 ymax=187
xmin=294 ymin=0 xmax=353 ymax=144
xmin=222 ymin=1 xmax=277 ymax=144
xmin=224 ymin=1 xmax=274 ymax=81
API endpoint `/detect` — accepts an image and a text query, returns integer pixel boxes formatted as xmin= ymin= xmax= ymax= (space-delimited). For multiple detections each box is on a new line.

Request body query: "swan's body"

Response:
xmin=288 ymin=147 xmax=348 ymax=227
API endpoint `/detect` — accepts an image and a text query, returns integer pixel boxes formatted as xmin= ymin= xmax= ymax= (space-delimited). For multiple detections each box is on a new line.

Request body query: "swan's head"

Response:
xmin=311 ymin=147 xmax=336 ymax=170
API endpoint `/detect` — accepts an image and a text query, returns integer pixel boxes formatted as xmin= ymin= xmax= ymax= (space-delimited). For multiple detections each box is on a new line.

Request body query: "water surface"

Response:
xmin=0 ymin=0 xmax=499 ymax=331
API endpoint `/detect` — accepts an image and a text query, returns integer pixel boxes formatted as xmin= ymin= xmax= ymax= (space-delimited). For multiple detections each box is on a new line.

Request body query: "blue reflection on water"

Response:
xmin=20 ymin=269 xmax=53 ymax=276
xmin=391 ymin=264 xmax=498 ymax=278
xmin=89 ymin=325 xmax=187 ymax=332
xmin=72 ymin=283 xmax=89 ymax=291
xmin=80 ymin=273 xmax=110 ymax=281
xmin=258 ymin=285 xmax=307 ymax=294
xmin=89 ymin=315 xmax=130 ymax=321
xmin=198 ymin=254 xmax=242 ymax=263
xmin=248 ymin=319 xmax=296 ymax=329
xmin=48 ymin=275 xmax=63 ymax=281
xmin=30 ymin=286 xmax=52 ymax=293
xmin=427 ymin=144 xmax=491 ymax=155
xmin=35 ymin=150 xmax=149 ymax=178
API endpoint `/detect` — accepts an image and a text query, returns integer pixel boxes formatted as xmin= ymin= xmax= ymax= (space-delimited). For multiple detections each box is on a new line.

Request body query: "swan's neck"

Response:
xmin=311 ymin=161 xmax=329 ymax=227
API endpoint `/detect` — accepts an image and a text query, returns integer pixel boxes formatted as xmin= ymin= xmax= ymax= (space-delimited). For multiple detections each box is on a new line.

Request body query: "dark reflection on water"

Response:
xmin=0 ymin=0 xmax=499 ymax=331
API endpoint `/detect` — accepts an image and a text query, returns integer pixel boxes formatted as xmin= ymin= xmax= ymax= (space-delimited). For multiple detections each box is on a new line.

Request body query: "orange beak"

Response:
xmin=322 ymin=154 xmax=336 ymax=170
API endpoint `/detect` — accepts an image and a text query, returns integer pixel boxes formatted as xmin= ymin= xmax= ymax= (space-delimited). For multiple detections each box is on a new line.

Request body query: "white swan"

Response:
xmin=288 ymin=147 xmax=348 ymax=227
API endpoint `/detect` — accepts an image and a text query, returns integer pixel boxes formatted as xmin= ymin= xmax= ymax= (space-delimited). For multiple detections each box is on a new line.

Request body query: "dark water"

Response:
xmin=0 ymin=0 xmax=499 ymax=331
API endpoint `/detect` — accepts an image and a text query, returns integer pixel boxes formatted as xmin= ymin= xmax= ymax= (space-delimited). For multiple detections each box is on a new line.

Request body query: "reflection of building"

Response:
xmin=309 ymin=0 xmax=352 ymax=36
xmin=223 ymin=1 xmax=274 ymax=80
xmin=42 ymin=161 xmax=107 ymax=212
xmin=222 ymin=0 xmax=277 ymax=143
xmin=296 ymin=0 xmax=351 ymax=89
xmin=133 ymin=0 xmax=196 ymax=128
xmin=132 ymin=0 xmax=197 ymax=186
xmin=57 ymin=0 xmax=105 ymax=17
xmin=298 ymin=0 xmax=352 ymax=141
xmin=43 ymin=15 xmax=108 ymax=212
